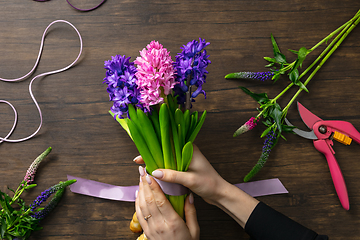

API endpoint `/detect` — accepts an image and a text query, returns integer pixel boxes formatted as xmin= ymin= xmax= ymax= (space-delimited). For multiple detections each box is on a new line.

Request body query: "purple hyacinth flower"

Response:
xmin=103 ymin=55 xmax=145 ymax=119
xmin=174 ymin=38 xmax=211 ymax=108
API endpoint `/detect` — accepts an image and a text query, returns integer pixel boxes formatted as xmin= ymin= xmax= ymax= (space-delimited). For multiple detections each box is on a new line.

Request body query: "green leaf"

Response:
xmin=149 ymin=110 xmax=161 ymax=143
xmin=188 ymin=111 xmax=198 ymax=138
xmin=137 ymin=109 xmax=164 ymax=169
xmin=274 ymin=52 xmax=287 ymax=64
xmin=128 ymin=120 xmax=158 ymax=173
xmin=1 ymin=217 xmax=6 ymax=239
xmin=239 ymin=87 xmax=269 ymax=104
xmin=182 ymin=142 xmax=194 ymax=172
xmin=175 ymin=109 xmax=186 ymax=147
xmin=281 ymin=124 xmax=297 ymax=133
xmin=290 ymin=47 xmax=308 ymax=73
xmin=269 ymin=103 xmax=283 ymax=132
xmin=271 ymin=33 xmax=281 ymax=56
xmin=159 ymin=104 xmax=175 ymax=170
xmin=24 ymin=184 xmax=37 ymax=190
xmin=289 ymin=69 xmax=299 ymax=82
xmin=183 ymin=110 xmax=190 ymax=139
xmin=264 ymin=57 xmax=277 ymax=63
xmin=265 ymin=63 xmax=275 ymax=68
xmin=188 ymin=111 xmax=207 ymax=143
xmin=288 ymin=49 xmax=298 ymax=54
xmin=260 ymin=127 xmax=272 ymax=138
xmin=167 ymin=104 xmax=182 ymax=170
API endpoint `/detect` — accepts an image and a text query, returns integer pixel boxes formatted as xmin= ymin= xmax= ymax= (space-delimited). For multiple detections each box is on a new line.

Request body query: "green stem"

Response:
xmin=310 ymin=10 xmax=360 ymax=52
xmin=283 ymin=13 xmax=360 ymax=113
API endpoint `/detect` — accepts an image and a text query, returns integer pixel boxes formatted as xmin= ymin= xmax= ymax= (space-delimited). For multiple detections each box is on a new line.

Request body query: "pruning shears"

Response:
xmin=285 ymin=102 xmax=360 ymax=210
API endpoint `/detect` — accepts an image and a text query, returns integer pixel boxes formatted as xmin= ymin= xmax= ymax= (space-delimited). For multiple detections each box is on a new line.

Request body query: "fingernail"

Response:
xmin=146 ymin=175 xmax=152 ymax=185
xmin=152 ymin=170 xmax=164 ymax=179
xmin=133 ymin=155 xmax=141 ymax=162
xmin=135 ymin=190 xmax=138 ymax=198
xmin=189 ymin=193 xmax=194 ymax=204
xmin=139 ymin=166 xmax=145 ymax=177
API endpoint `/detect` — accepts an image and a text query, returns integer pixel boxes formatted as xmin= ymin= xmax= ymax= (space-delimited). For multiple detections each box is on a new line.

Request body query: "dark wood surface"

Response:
xmin=1 ymin=0 xmax=360 ymax=239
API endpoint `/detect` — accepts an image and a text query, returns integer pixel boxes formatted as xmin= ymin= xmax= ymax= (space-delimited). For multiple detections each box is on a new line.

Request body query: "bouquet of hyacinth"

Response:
xmin=103 ymin=39 xmax=210 ymax=218
xmin=0 ymin=148 xmax=76 ymax=240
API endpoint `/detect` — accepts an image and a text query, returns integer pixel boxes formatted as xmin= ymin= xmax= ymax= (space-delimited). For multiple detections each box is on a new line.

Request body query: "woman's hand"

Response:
xmin=135 ymin=166 xmax=200 ymax=240
xmin=134 ymin=145 xmax=230 ymax=206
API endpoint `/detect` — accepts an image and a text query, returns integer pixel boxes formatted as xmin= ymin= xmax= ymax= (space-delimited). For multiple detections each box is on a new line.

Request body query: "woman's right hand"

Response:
xmin=134 ymin=145 xmax=230 ymax=206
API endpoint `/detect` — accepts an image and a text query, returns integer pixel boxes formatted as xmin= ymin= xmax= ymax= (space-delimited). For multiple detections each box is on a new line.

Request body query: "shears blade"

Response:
xmin=284 ymin=118 xmax=318 ymax=140
xmin=297 ymin=102 xmax=322 ymax=130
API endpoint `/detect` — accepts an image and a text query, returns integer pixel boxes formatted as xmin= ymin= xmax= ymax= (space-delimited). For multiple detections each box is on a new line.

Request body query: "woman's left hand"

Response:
xmin=136 ymin=166 xmax=200 ymax=240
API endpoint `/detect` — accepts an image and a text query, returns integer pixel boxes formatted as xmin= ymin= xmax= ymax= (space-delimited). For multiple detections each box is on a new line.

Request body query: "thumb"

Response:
xmin=151 ymin=169 xmax=193 ymax=188
xmin=184 ymin=193 xmax=200 ymax=240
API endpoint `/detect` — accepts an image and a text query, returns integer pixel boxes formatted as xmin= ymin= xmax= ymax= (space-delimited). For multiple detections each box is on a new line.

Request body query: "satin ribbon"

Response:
xmin=67 ymin=175 xmax=288 ymax=202
xmin=0 ymin=20 xmax=83 ymax=144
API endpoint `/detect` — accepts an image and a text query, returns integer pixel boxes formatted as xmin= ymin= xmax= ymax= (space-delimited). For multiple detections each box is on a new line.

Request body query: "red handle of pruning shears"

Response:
xmin=313 ymin=139 xmax=349 ymax=210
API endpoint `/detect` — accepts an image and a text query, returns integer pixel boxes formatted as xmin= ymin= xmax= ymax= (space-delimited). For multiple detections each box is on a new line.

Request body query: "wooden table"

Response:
xmin=1 ymin=0 xmax=360 ymax=239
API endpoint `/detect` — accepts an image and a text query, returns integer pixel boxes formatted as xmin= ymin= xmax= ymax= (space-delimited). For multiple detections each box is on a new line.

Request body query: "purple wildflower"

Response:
xmin=244 ymin=129 xmax=277 ymax=182
xmin=23 ymin=147 xmax=52 ymax=184
xmin=233 ymin=117 xmax=259 ymax=137
xmin=225 ymin=71 xmax=274 ymax=81
xmin=103 ymin=55 xmax=145 ymax=119
xmin=32 ymin=188 xmax=65 ymax=220
xmin=174 ymin=38 xmax=211 ymax=107
xmin=30 ymin=180 xmax=76 ymax=219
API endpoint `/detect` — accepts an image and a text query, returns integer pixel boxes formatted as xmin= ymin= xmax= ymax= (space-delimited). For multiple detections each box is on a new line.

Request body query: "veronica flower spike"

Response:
xmin=23 ymin=147 xmax=52 ymax=184
xmin=233 ymin=117 xmax=259 ymax=137
xmin=244 ymin=129 xmax=277 ymax=182
xmin=30 ymin=180 xmax=76 ymax=219
xmin=225 ymin=71 xmax=274 ymax=81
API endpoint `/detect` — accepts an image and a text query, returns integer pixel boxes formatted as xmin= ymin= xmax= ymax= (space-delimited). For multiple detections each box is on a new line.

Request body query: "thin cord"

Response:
xmin=33 ymin=0 xmax=106 ymax=12
xmin=66 ymin=0 xmax=106 ymax=11
xmin=0 ymin=20 xmax=83 ymax=143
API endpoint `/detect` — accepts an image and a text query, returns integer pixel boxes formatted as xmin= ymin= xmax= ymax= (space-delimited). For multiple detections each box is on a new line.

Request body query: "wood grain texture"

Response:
xmin=1 ymin=0 xmax=360 ymax=239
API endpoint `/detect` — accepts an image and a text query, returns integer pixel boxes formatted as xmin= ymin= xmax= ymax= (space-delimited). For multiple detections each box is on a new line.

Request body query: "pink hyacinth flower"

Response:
xmin=233 ymin=117 xmax=259 ymax=137
xmin=134 ymin=41 xmax=176 ymax=111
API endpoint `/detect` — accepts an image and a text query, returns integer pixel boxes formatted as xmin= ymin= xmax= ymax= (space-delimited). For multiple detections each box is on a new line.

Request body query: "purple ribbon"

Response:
xmin=67 ymin=175 xmax=288 ymax=201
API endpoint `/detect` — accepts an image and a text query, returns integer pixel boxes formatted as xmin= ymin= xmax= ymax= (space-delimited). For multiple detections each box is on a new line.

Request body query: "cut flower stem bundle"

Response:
xmin=226 ymin=10 xmax=360 ymax=182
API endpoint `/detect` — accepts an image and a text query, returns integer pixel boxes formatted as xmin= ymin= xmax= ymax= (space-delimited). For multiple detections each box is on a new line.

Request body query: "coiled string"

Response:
xmin=0 ymin=20 xmax=83 ymax=144
xmin=33 ymin=0 xmax=106 ymax=12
